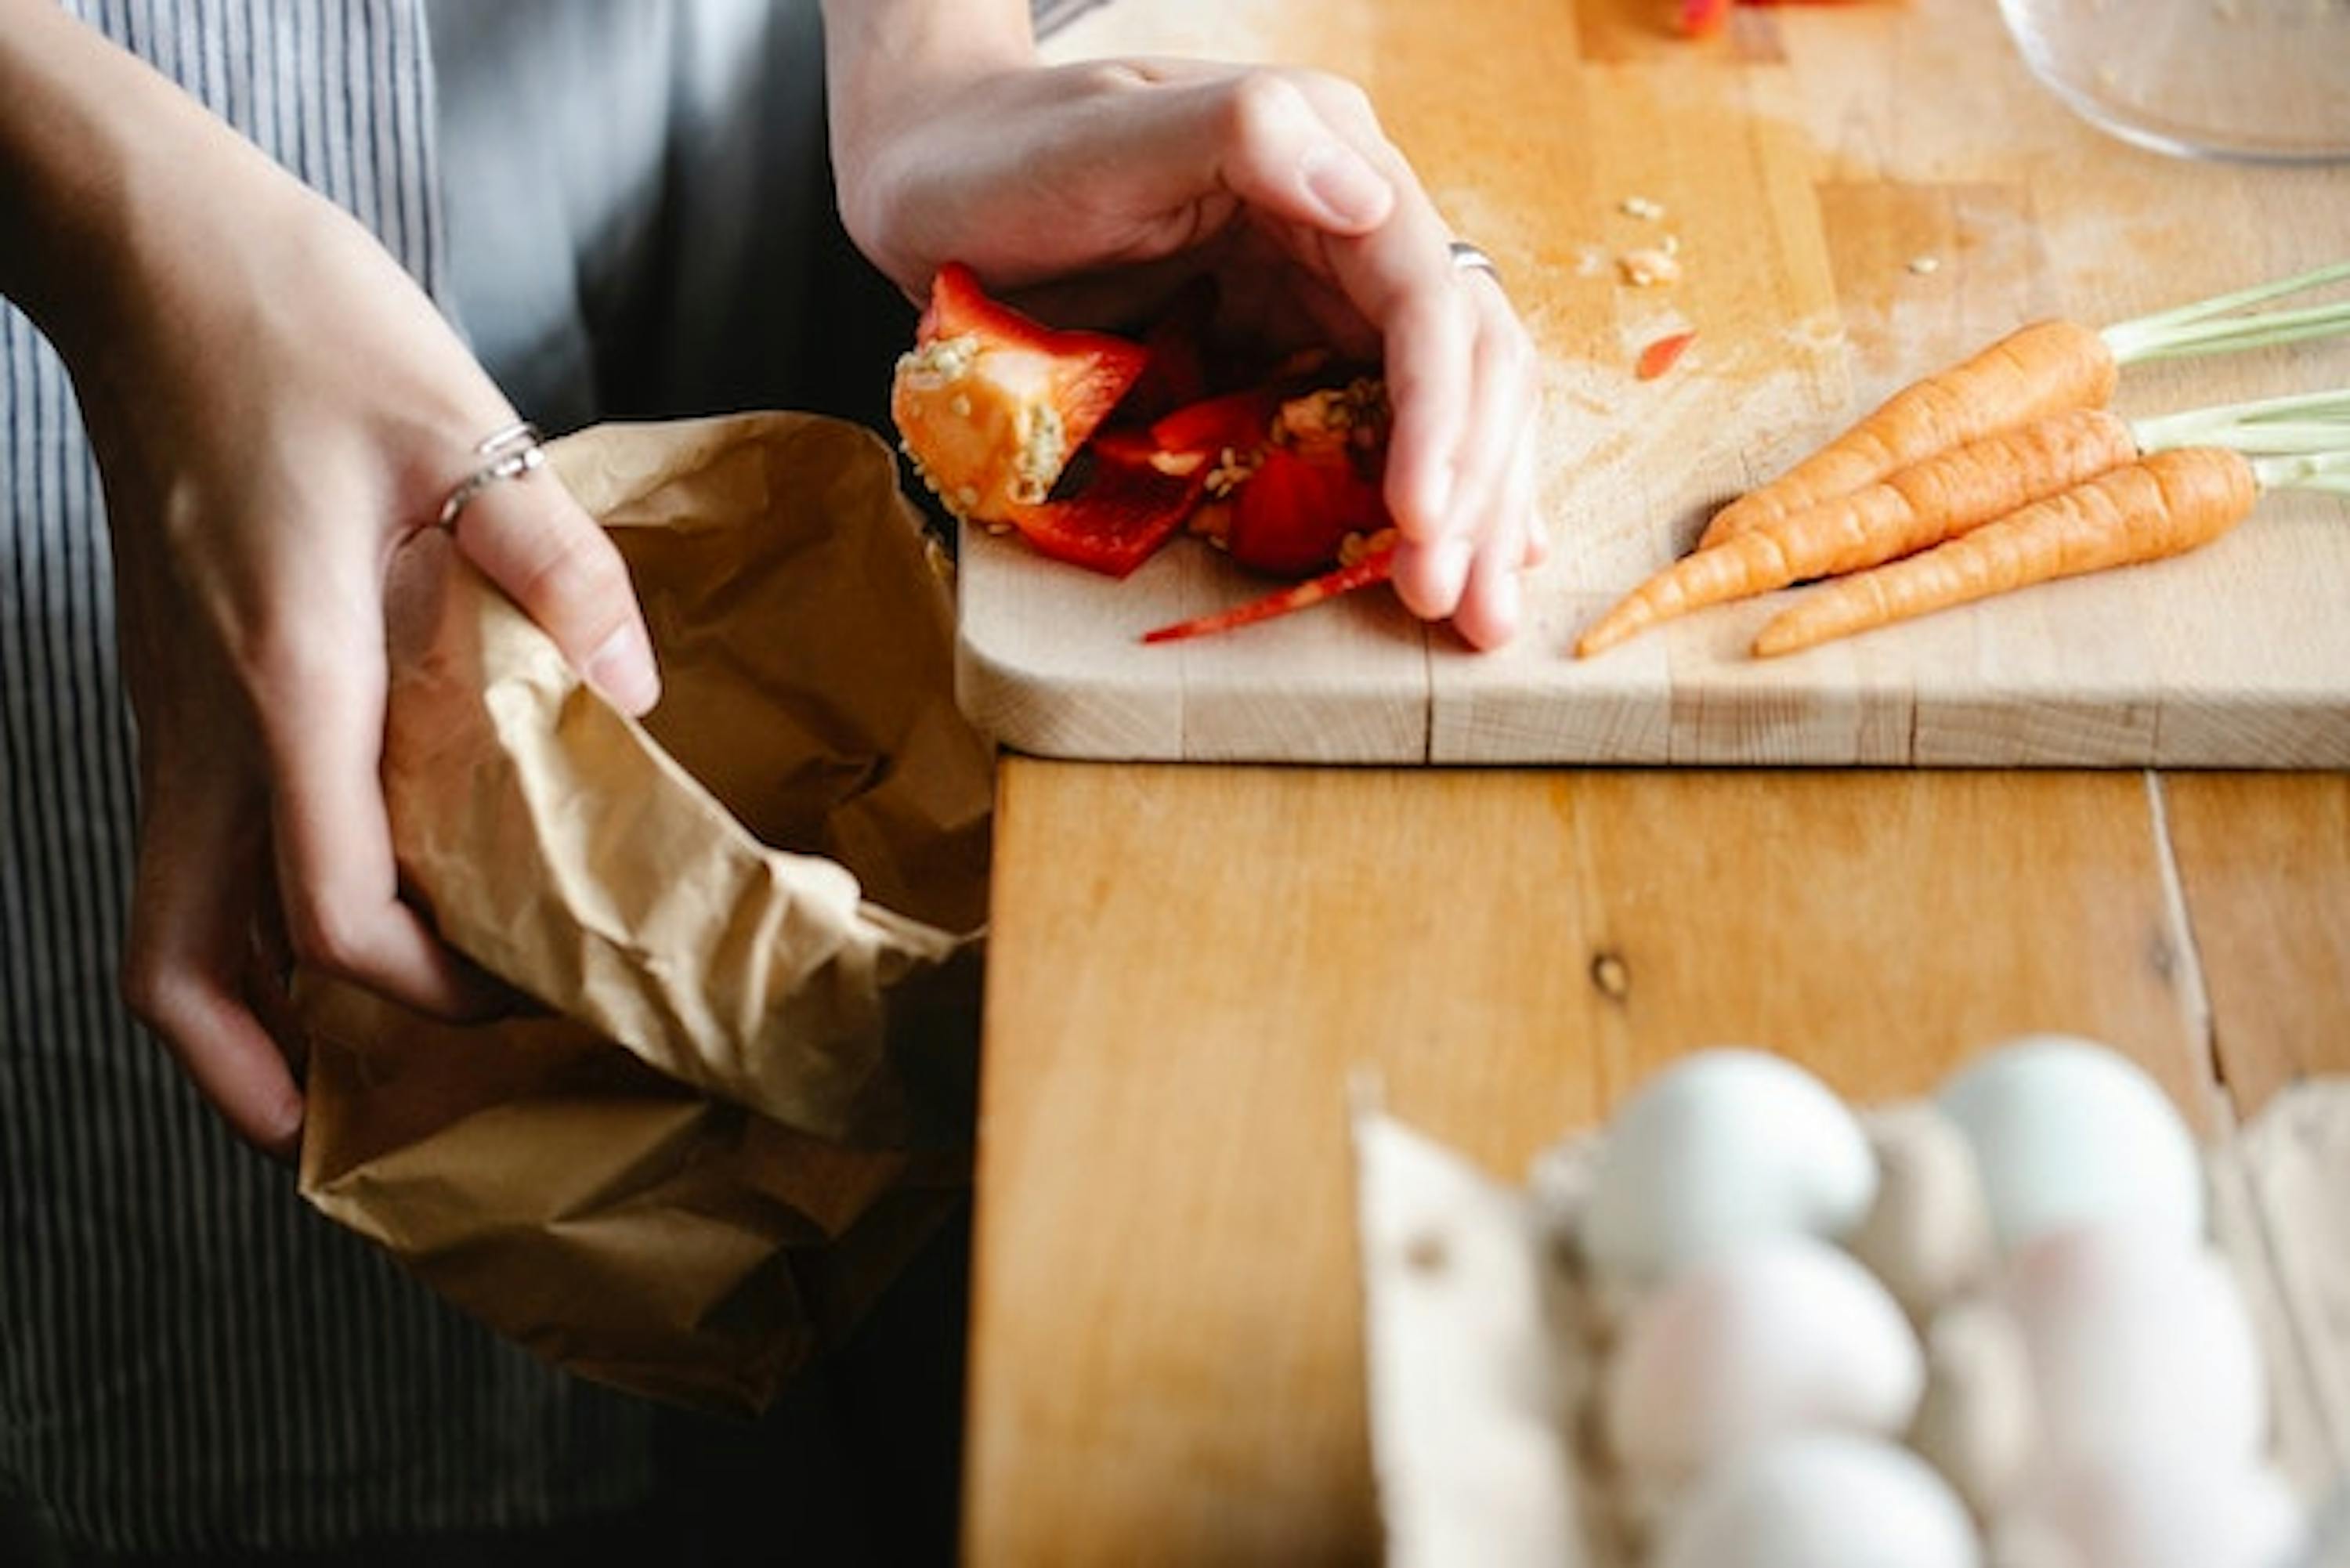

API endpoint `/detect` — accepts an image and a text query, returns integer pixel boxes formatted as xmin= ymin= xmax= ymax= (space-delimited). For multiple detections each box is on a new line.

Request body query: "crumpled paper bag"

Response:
xmin=298 ymin=412 xmax=992 ymax=1411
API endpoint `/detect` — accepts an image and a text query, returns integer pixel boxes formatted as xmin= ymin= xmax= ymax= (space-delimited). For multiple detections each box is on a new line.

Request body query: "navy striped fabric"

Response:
xmin=0 ymin=2 xmax=652 ymax=1553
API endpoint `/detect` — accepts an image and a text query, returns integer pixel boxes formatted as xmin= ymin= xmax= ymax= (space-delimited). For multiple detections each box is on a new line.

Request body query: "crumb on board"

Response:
xmin=1620 ymin=195 xmax=1666 ymax=221
xmin=1907 ymin=255 xmax=1942 ymax=276
xmin=1618 ymin=244 xmax=1683 ymax=288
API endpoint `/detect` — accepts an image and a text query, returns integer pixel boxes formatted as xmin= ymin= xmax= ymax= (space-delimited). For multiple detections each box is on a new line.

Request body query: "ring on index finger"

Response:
xmin=434 ymin=421 xmax=545 ymax=532
xmin=1447 ymin=240 xmax=1502 ymax=287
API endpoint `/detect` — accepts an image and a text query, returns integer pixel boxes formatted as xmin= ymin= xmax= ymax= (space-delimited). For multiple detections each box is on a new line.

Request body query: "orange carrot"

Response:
xmin=1141 ymin=547 xmax=1396 ymax=644
xmin=1702 ymin=261 xmax=2350 ymax=549
xmin=1575 ymin=407 xmax=2139 ymax=656
xmin=1750 ymin=447 xmax=2258 ymax=658
xmin=1700 ymin=319 xmax=2117 ymax=548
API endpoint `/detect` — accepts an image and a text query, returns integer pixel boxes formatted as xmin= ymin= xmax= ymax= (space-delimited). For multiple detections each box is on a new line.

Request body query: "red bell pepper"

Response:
xmin=1141 ymin=547 xmax=1399 ymax=644
xmin=1678 ymin=0 xmax=1733 ymax=34
xmin=1224 ymin=444 xmax=1390 ymax=578
xmin=1636 ymin=330 xmax=1697 ymax=381
xmin=1148 ymin=388 xmax=1282 ymax=468
xmin=892 ymin=262 xmax=1150 ymax=524
xmin=1002 ymin=453 xmax=1206 ymax=580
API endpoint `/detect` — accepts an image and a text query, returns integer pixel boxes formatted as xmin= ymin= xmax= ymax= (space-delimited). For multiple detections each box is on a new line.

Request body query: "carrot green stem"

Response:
xmin=2187 ymin=423 xmax=2350 ymax=455
xmin=2135 ymin=387 xmax=2350 ymax=439
xmin=2104 ymin=258 xmax=2350 ymax=341
xmin=2131 ymin=388 xmax=2350 ymax=458
xmin=2251 ymin=450 xmax=2350 ymax=491
xmin=2103 ymin=298 xmax=2350 ymax=365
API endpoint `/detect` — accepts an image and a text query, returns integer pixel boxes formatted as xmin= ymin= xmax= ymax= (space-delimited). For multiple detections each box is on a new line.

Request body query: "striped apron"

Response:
xmin=0 ymin=2 xmax=652 ymax=1552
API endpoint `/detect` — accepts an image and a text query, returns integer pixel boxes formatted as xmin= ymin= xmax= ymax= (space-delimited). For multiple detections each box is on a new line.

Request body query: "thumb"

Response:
xmin=446 ymin=461 xmax=661 ymax=714
xmin=1089 ymin=68 xmax=1397 ymax=236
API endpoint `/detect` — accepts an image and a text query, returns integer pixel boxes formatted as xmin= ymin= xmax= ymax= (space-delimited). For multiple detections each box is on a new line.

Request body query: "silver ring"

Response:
xmin=435 ymin=421 xmax=545 ymax=531
xmin=1448 ymin=240 xmax=1501 ymax=284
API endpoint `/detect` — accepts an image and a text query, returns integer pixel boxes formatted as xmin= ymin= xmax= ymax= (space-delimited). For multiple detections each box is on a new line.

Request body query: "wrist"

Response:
xmin=0 ymin=2 xmax=298 ymax=360
xmin=819 ymin=0 xmax=1038 ymax=282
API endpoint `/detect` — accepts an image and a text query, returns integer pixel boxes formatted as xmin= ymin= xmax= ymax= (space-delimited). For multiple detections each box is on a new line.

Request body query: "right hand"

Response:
xmin=832 ymin=50 xmax=1545 ymax=649
xmin=35 ymin=59 xmax=661 ymax=1158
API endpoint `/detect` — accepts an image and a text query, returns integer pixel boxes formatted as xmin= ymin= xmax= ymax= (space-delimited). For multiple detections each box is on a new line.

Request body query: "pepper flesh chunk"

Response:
xmin=891 ymin=262 xmax=1149 ymax=524
xmin=1225 ymin=444 xmax=1390 ymax=578
xmin=1003 ymin=454 xmax=1205 ymax=580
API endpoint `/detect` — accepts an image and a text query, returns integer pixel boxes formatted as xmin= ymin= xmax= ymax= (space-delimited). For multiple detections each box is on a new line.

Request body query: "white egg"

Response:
xmin=1583 ymin=1049 xmax=1878 ymax=1286
xmin=1849 ymin=1103 xmax=1998 ymax=1318
xmin=2001 ymin=1223 xmax=2267 ymax=1469
xmin=1995 ymin=1450 xmax=2307 ymax=1568
xmin=1607 ymin=1237 xmax=1924 ymax=1478
xmin=1909 ymin=1298 xmax=2041 ymax=1519
xmin=1653 ymin=1432 xmax=1981 ymax=1568
xmin=1938 ymin=1035 xmax=2204 ymax=1252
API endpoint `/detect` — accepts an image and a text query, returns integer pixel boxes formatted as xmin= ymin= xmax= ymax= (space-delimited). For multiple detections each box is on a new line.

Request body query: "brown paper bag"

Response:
xmin=298 ymin=413 xmax=992 ymax=1411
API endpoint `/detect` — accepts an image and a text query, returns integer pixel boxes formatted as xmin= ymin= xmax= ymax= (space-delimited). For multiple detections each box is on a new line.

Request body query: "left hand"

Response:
xmin=833 ymin=57 xmax=1544 ymax=649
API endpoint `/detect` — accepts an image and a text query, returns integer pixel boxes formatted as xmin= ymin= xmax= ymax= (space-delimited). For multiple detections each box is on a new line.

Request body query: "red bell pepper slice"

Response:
xmin=893 ymin=263 xmax=1152 ymax=522
xmin=1678 ymin=0 xmax=1733 ymax=34
xmin=1003 ymin=457 xmax=1205 ymax=580
xmin=1636 ymin=330 xmax=1697 ymax=381
xmin=1141 ymin=547 xmax=1398 ymax=644
xmin=1224 ymin=445 xmax=1390 ymax=578
xmin=916 ymin=263 xmax=1150 ymax=453
xmin=1148 ymin=388 xmax=1282 ymax=466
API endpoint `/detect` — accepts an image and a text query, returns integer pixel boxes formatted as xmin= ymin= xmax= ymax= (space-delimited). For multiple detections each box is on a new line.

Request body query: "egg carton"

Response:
xmin=1353 ymin=1071 xmax=2350 ymax=1568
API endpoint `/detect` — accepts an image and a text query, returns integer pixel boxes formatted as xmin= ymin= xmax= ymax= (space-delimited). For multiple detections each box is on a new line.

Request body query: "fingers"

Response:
xmin=258 ymin=626 xmax=505 ymax=1026
xmin=1384 ymin=263 xmax=1537 ymax=643
xmin=447 ymin=463 xmax=661 ymax=716
xmin=121 ymin=782 xmax=306 ymax=1158
xmin=1435 ymin=276 xmax=1538 ymax=647
xmin=1456 ymin=427 xmax=1539 ymax=651
xmin=1378 ymin=284 xmax=1476 ymax=558
xmin=1216 ymin=67 xmax=1539 ymax=645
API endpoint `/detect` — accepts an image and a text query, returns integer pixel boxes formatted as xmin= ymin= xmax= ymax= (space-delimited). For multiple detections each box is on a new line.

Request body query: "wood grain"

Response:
xmin=2162 ymin=773 xmax=2350 ymax=1120
xmin=954 ymin=0 xmax=2350 ymax=766
xmin=964 ymin=762 xmax=2227 ymax=1566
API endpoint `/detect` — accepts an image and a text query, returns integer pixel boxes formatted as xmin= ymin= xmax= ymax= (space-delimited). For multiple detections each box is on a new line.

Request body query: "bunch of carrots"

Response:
xmin=1576 ymin=261 xmax=2350 ymax=660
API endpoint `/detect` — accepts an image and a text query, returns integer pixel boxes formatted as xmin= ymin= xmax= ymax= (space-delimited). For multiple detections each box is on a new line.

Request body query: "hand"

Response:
xmin=833 ymin=55 xmax=1545 ymax=649
xmin=5 ymin=13 xmax=661 ymax=1156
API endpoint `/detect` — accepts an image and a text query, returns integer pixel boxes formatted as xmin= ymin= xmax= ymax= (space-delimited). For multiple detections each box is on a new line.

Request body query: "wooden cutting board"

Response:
xmin=956 ymin=0 xmax=2350 ymax=765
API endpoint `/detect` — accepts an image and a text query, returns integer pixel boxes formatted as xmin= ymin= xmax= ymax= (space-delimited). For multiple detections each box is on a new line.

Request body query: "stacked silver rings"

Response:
xmin=435 ymin=420 xmax=545 ymax=531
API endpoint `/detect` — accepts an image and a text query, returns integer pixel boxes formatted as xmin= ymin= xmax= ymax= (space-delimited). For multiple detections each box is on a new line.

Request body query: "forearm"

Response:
xmin=0 ymin=0 xmax=304 ymax=359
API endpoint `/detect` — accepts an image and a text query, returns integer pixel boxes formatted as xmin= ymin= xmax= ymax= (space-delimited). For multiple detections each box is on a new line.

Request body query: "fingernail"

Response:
xmin=1301 ymin=143 xmax=1391 ymax=229
xmin=586 ymin=623 xmax=661 ymax=715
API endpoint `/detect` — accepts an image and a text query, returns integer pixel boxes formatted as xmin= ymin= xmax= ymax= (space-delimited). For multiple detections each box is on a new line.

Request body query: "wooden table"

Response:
xmin=962 ymin=2 xmax=2350 ymax=1562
